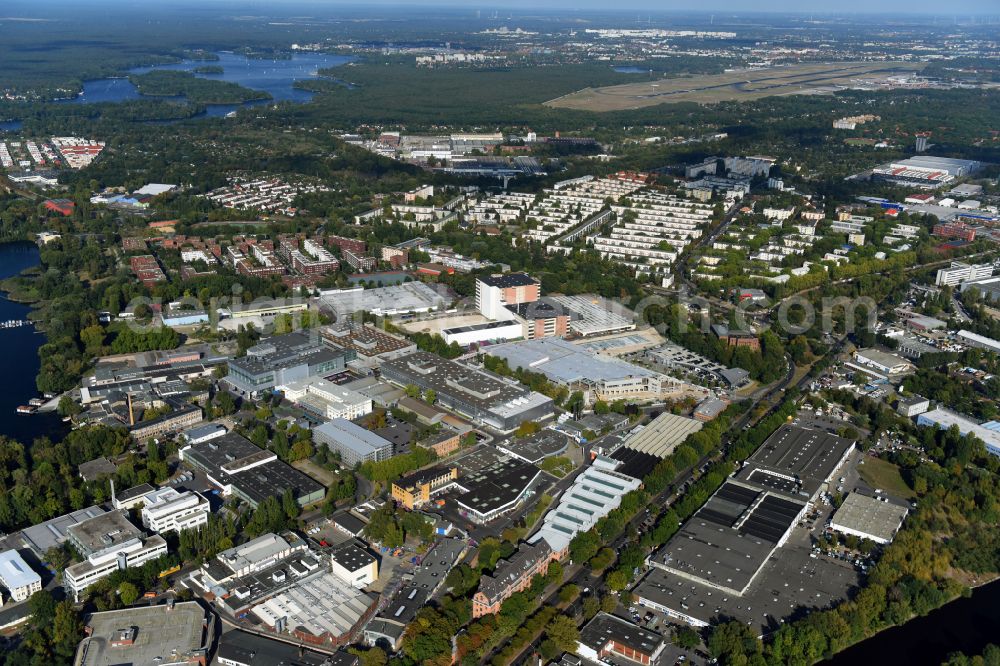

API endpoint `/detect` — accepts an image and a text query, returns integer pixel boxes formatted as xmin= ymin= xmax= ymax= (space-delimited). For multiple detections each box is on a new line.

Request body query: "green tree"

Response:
xmin=281 ymin=488 xmax=300 ymax=520
xmin=674 ymin=626 xmax=701 ymax=650
xmin=58 ymin=395 xmax=82 ymax=417
xmin=354 ymin=646 xmax=388 ymax=666
xmin=558 ymin=583 xmax=579 ymax=603
xmin=708 ymin=620 xmax=763 ymax=664
xmin=53 ymin=600 xmax=83 ymax=659
xmin=118 ymin=581 xmax=140 ymax=606
xmin=546 ymin=614 xmax=581 ymax=653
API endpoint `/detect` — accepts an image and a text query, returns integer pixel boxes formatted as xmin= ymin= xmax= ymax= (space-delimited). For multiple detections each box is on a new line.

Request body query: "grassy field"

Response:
xmin=545 ymin=61 xmax=926 ymax=111
xmin=858 ymin=456 xmax=916 ymax=500
xmin=293 ymin=459 xmax=339 ymax=487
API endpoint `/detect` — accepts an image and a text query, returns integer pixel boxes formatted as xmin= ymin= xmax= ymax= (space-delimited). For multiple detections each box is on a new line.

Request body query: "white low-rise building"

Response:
xmin=957 ymin=329 xmax=1000 ymax=355
xmin=530 ymin=457 xmax=642 ymax=555
xmin=330 ymin=543 xmax=378 ymax=589
xmin=140 ymin=488 xmax=210 ymax=534
xmin=279 ymin=377 xmax=372 ymax=421
xmin=852 ymin=348 xmax=914 ymax=376
xmin=830 ymin=493 xmax=908 ymax=545
xmin=0 ymin=550 xmax=42 ymax=602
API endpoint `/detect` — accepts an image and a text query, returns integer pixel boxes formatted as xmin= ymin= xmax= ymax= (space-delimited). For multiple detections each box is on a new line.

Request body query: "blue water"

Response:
xmin=614 ymin=66 xmax=648 ymax=74
xmin=58 ymin=77 xmax=144 ymax=104
xmin=825 ymin=578 xmax=1000 ymax=665
xmin=60 ymin=51 xmax=353 ymax=113
xmin=0 ymin=120 xmax=23 ymax=132
xmin=0 ymin=242 xmax=68 ymax=445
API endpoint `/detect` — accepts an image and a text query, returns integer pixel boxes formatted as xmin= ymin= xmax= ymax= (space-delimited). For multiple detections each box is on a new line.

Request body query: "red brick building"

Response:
xmin=933 ymin=221 xmax=977 ymax=242
xmin=472 ymin=541 xmax=554 ymax=618
xmin=578 ymin=612 xmax=665 ymax=666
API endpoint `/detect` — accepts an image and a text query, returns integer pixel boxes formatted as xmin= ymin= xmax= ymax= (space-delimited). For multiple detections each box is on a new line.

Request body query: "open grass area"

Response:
xmin=293 ymin=458 xmax=339 ymax=487
xmin=538 ymin=455 xmax=575 ymax=478
xmin=858 ymin=456 xmax=916 ymax=500
xmin=546 ymin=61 xmax=926 ymax=111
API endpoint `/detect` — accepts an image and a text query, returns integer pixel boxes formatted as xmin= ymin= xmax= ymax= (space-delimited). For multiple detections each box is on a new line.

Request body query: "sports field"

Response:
xmin=545 ymin=61 xmax=925 ymax=111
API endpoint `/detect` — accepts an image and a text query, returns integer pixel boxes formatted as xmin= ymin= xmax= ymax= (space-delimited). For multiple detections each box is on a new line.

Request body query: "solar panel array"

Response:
xmin=740 ymin=495 xmax=802 ymax=543
xmin=697 ymin=482 xmax=758 ymax=528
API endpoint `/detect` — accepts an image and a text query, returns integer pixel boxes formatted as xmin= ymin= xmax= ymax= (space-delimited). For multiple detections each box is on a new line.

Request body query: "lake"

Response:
xmin=0 ymin=242 xmax=68 ymax=445
xmin=824 ymin=578 xmax=1000 ymax=664
xmin=614 ymin=66 xmax=648 ymax=74
xmin=59 ymin=51 xmax=353 ymax=115
xmin=0 ymin=120 xmax=24 ymax=132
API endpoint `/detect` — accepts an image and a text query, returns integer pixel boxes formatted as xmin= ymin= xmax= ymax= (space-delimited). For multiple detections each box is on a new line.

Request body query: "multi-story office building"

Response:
xmin=391 ymin=466 xmax=460 ymax=510
xmin=476 ymin=273 xmax=541 ymax=320
xmin=140 ymin=487 xmax=210 ymax=534
xmin=313 ymin=418 xmax=394 ymax=467
xmin=226 ymin=331 xmax=355 ymax=398
xmin=64 ymin=512 xmax=168 ymax=601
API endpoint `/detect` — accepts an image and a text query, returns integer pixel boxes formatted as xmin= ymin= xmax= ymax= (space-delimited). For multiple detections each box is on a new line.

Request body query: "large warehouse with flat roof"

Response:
xmin=830 ymin=492 xmax=909 ymax=544
xmin=734 ymin=424 xmax=856 ymax=501
xmin=381 ymin=351 xmax=553 ymax=432
xmin=484 ymin=337 xmax=683 ymax=404
xmin=633 ymin=424 xmax=858 ymax=631
xmin=453 ymin=458 xmax=542 ymax=524
xmin=180 ymin=433 xmax=324 ymax=508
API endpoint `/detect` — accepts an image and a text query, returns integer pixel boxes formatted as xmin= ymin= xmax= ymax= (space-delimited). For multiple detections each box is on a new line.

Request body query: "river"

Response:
xmin=0 ymin=242 xmax=68 ymax=445
xmin=824 ymin=578 xmax=1000 ymax=664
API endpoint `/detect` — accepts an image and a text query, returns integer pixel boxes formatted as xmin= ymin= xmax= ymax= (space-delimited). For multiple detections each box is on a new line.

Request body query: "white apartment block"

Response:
xmin=140 ymin=488 xmax=210 ymax=534
xmin=936 ymin=261 xmax=995 ymax=287
xmin=519 ymin=178 xmax=642 ymax=245
xmin=592 ymin=192 xmax=711 ymax=274
xmin=0 ymin=550 xmax=42 ymax=602
xmin=891 ymin=224 xmax=921 ymax=239
xmin=466 ymin=192 xmax=536 ymax=225
xmin=829 ymin=219 xmax=867 ymax=235
xmin=763 ymin=207 xmax=795 ymax=221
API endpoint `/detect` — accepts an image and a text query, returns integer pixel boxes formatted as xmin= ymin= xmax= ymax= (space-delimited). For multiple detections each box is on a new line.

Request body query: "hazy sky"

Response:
xmin=14 ymin=0 xmax=1000 ymax=14
xmin=278 ymin=0 xmax=999 ymax=12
